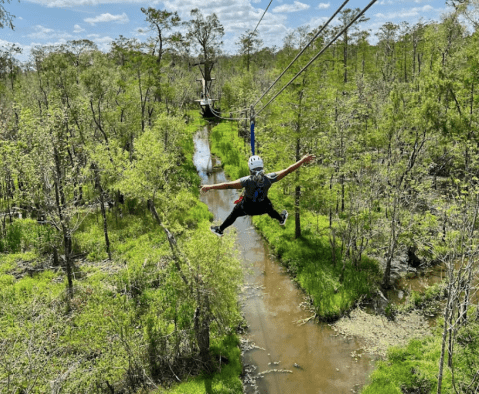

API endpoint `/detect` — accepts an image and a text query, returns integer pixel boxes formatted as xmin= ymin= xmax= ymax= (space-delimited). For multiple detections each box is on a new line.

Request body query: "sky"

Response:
xmin=1 ymin=0 xmax=453 ymax=62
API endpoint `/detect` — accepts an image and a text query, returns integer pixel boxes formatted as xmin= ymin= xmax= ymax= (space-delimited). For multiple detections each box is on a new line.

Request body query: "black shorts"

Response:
xmin=235 ymin=197 xmax=277 ymax=216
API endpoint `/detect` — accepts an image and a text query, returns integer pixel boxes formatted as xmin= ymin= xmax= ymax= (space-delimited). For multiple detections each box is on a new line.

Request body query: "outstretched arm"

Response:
xmin=275 ymin=154 xmax=316 ymax=181
xmin=201 ymin=179 xmax=243 ymax=193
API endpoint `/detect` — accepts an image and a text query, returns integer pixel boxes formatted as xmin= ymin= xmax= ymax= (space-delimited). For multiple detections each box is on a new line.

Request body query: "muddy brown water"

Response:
xmin=193 ymin=126 xmax=376 ymax=394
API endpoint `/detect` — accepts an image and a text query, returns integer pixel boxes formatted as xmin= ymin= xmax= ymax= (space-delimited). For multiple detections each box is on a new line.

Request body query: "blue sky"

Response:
xmin=1 ymin=0 xmax=453 ymax=62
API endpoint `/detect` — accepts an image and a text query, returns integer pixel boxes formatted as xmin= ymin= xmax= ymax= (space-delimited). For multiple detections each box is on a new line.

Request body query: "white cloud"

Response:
xmin=29 ymin=0 xmax=99 ymax=6
xmin=307 ymin=16 xmax=331 ymax=29
xmin=25 ymin=25 xmax=73 ymax=40
xmin=73 ymin=24 xmax=85 ymax=33
xmin=84 ymin=35 xmax=114 ymax=50
xmin=374 ymin=5 xmax=436 ymax=20
xmin=272 ymin=1 xmax=310 ymax=13
xmin=0 ymin=38 xmax=20 ymax=48
xmin=318 ymin=2 xmax=330 ymax=10
xmin=21 ymin=0 xmax=142 ymax=6
xmin=84 ymin=12 xmax=129 ymax=25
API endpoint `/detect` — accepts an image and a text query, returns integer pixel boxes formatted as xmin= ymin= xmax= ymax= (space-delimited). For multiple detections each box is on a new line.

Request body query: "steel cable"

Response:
xmin=210 ymin=106 xmax=248 ymax=121
xmin=252 ymin=0 xmax=350 ymax=109
xmin=256 ymin=0 xmax=378 ymax=115
xmin=252 ymin=0 xmax=274 ymax=38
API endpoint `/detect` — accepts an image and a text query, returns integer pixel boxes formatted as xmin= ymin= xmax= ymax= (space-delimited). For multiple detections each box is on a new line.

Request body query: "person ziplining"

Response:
xmin=201 ymin=154 xmax=315 ymax=236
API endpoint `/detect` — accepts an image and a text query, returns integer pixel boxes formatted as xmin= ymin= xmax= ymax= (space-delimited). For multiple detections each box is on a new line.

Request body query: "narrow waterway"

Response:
xmin=193 ymin=125 xmax=376 ymax=394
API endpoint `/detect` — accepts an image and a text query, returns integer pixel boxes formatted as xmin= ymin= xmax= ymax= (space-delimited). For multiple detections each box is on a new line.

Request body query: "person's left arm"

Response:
xmin=201 ymin=179 xmax=243 ymax=193
xmin=274 ymin=154 xmax=316 ymax=181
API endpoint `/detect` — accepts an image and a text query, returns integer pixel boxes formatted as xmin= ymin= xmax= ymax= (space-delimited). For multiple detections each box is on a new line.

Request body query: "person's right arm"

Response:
xmin=201 ymin=179 xmax=243 ymax=193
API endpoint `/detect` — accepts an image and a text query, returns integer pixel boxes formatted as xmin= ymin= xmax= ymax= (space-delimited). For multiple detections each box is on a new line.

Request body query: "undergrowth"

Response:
xmin=0 ymin=112 xmax=244 ymax=393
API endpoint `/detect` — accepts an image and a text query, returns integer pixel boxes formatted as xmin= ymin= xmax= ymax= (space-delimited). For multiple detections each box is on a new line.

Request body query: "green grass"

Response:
xmin=361 ymin=336 xmax=441 ymax=394
xmin=0 ymin=218 xmax=55 ymax=254
xmin=165 ymin=335 xmax=243 ymax=394
xmin=210 ymin=121 xmax=250 ymax=180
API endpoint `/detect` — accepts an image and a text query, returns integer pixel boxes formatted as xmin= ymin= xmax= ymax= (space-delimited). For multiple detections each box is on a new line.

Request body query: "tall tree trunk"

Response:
xmin=148 ymin=199 xmax=190 ymax=287
xmin=295 ymin=138 xmax=301 ymax=239
xmin=93 ymin=164 xmax=111 ymax=260
xmin=382 ymin=197 xmax=398 ymax=289
xmin=437 ymin=296 xmax=450 ymax=394
xmin=438 ymin=269 xmax=454 ymax=394
xmin=99 ymin=189 xmax=111 ymax=261
xmin=343 ymin=31 xmax=348 ymax=83
xmin=294 ymin=88 xmax=304 ymax=239
xmin=53 ymin=143 xmax=74 ymax=298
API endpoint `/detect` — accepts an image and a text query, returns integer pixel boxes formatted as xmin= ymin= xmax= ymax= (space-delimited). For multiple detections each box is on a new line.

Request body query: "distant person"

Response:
xmin=201 ymin=154 xmax=316 ymax=236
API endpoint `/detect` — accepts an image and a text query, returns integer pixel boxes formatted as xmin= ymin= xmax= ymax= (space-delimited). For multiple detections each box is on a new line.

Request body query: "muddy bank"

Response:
xmin=331 ymin=308 xmax=432 ymax=358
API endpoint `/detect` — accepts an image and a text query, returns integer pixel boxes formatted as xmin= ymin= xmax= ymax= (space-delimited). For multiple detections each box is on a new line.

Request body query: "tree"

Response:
xmin=236 ymin=30 xmax=263 ymax=72
xmin=448 ymin=0 xmax=479 ymax=30
xmin=0 ymin=43 xmax=22 ymax=91
xmin=375 ymin=22 xmax=400 ymax=82
xmin=117 ymin=116 xmax=241 ymax=369
xmin=141 ymin=7 xmax=181 ymax=66
xmin=0 ymin=0 xmax=17 ymax=30
xmin=17 ymin=106 xmax=88 ymax=299
xmin=338 ymin=8 xmax=370 ymax=83
xmin=434 ymin=188 xmax=479 ymax=394
xmin=186 ymin=8 xmax=224 ymax=81
xmin=379 ymin=84 xmax=432 ymax=289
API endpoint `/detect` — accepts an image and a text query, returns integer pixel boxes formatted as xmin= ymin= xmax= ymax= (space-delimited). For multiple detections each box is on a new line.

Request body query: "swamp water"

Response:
xmin=193 ymin=126 xmax=376 ymax=394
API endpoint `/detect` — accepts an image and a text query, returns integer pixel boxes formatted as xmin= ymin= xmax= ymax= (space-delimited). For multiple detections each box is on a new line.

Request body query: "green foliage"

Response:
xmin=209 ymin=120 xmax=380 ymax=320
xmin=399 ymin=282 xmax=445 ymax=317
xmin=0 ymin=104 xmax=243 ymax=392
xmin=0 ymin=219 xmax=54 ymax=254
xmin=210 ymin=121 xmax=250 ymax=180
xmin=2 ymin=9 xmax=479 ymax=393
xmin=167 ymin=335 xmax=243 ymax=394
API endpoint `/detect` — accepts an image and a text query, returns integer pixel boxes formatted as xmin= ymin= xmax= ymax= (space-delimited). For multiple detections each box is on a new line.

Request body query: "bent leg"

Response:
xmin=264 ymin=198 xmax=283 ymax=222
xmin=220 ymin=203 xmax=247 ymax=232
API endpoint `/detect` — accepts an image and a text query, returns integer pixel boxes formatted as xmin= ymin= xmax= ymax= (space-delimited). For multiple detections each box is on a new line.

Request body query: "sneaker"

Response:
xmin=279 ymin=210 xmax=288 ymax=226
xmin=210 ymin=225 xmax=224 ymax=237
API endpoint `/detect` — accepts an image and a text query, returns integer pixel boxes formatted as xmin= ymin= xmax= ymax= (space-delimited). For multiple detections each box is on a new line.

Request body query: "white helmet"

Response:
xmin=248 ymin=155 xmax=263 ymax=171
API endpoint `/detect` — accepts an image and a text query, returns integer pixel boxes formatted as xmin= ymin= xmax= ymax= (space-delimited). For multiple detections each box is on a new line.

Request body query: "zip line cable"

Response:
xmin=223 ymin=0 xmax=274 ymax=116
xmin=256 ymin=0 xmax=378 ymax=115
xmin=252 ymin=0 xmax=350 ymax=109
xmin=210 ymin=106 xmax=248 ymax=121
xmin=252 ymin=0 xmax=274 ymax=38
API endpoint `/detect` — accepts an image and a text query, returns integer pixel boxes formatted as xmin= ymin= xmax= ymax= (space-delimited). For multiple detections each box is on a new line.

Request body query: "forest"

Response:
xmin=0 ymin=1 xmax=479 ymax=393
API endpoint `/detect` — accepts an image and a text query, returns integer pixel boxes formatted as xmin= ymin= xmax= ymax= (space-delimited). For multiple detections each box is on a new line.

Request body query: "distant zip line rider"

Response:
xmin=201 ymin=154 xmax=316 ymax=237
